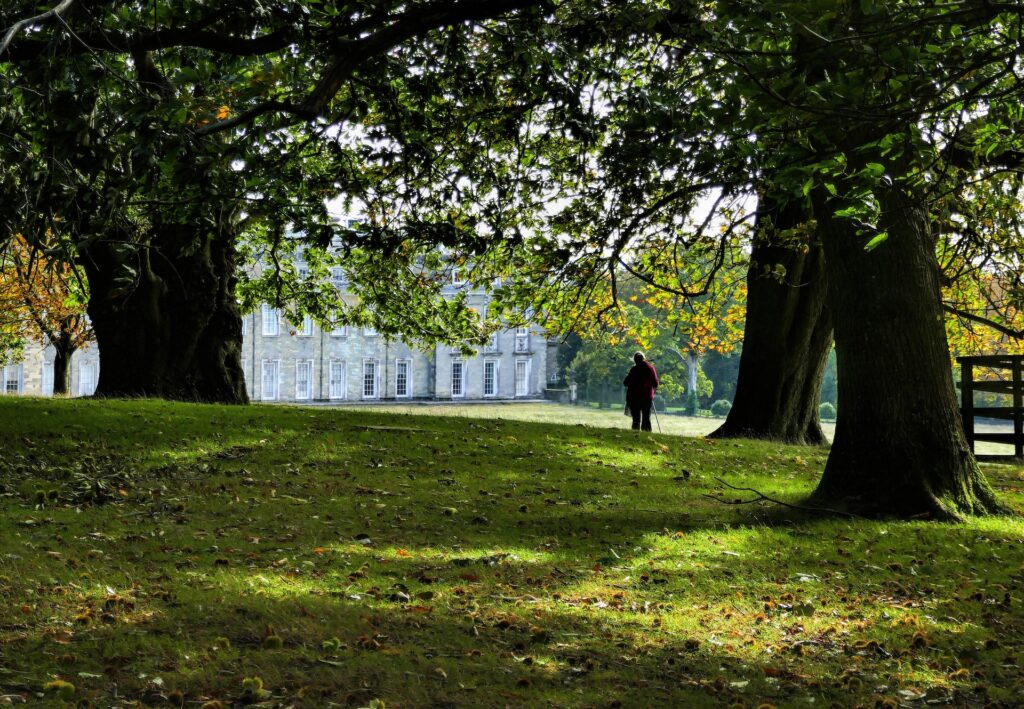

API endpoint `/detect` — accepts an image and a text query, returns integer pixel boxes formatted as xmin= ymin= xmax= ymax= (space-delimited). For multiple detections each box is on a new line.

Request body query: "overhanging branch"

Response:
xmin=197 ymin=0 xmax=549 ymax=135
xmin=0 ymin=0 xmax=75 ymax=57
xmin=943 ymin=302 xmax=1024 ymax=339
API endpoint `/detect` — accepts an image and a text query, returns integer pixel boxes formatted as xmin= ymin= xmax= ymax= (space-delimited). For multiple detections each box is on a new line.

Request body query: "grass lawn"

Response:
xmin=335 ymin=402 xmax=737 ymax=438
xmin=1 ymin=398 xmax=1024 ymax=707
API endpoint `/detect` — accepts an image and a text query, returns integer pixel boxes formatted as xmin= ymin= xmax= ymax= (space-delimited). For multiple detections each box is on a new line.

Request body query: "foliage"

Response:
xmin=710 ymin=399 xmax=732 ymax=417
xmin=819 ymin=402 xmax=837 ymax=421
xmin=0 ymin=235 xmax=91 ymax=361
xmin=1 ymin=398 xmax=1024 ymax=706
xmin=0 ymin=0 xmax=564 ymax=349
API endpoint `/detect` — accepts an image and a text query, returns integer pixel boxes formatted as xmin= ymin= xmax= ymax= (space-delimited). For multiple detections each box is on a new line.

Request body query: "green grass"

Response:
xmin=1 ymin=398 xmax=1024 ymax=707
xmin=355 ymin=402 xmax=1019 ymax=456
xmin=337 ymin=401 xmax=733 ymax=438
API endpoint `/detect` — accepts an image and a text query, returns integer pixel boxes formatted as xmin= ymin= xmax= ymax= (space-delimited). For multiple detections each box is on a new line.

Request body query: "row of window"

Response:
xmin=0 ymin=362 xmax=98 ymax=397
xmin=255 ymin=358 xmax=409 ymax=401
xmin=258 ymin=305 xmax=534 ymax=353
xmin=252 ymin=358 xmax=532 ymax=401
xmin=260 ymin=305 xmax=376 ymax=338
xmin=2 ymin=354 xmax=534 ymax=400
xmin=448 ymin=359 xmax=528 ymax=397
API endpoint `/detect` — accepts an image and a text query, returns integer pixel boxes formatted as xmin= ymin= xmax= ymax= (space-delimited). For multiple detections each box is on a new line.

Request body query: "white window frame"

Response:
xmin=362 ymin=359 xmax=379 ymax=399
xmin=3 ymin=363 xmax=24 ymax=396
xmin=329 ymin=360 xmax=347 ymax=400
xmin=395 ymin=358 xmax=412 ymax=398
xmin=77 ymin=361 xmax=95 ymax=397
xmin=295 ymin=359 xmax=313 ymax=401
xmin=261 ymin=305 xmax=280 ymax=337
xmin=484 ymin=359 xmax=499 ymax=398
xmin=297 ymin=262 xmax=309 ymax=279
xmin=364 ymin=326 xmax=378 ymax=337
xmin=297 ymin=314 xmax=314 ymax=337
xmin=515 ymin=359 xmax=530 ymax=397
xmin=331 ymin=267 xmax=345 ymax=290
xmin=451 ymin=359 xmax=466 ymax=399
xmin=330 ymin=324 xmax=348 ymax=338
xmin=514 ymin=326 xmax=530 ymax=353
xmin=42 ymin=361 xmax=54 ymax=397
xmin=261 ymin=360 xmax=280 ymax=401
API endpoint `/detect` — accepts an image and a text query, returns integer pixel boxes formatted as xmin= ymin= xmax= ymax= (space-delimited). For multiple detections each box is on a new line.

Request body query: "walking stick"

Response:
xmin=652 ymin=396 xmax=662 ymax=433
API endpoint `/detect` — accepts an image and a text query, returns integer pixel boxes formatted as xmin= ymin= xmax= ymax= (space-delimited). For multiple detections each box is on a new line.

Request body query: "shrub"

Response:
xmin=819 ymin=402 xmax=837 ymax=420
xmin=710 ymin=399 xmax=732 ymax=417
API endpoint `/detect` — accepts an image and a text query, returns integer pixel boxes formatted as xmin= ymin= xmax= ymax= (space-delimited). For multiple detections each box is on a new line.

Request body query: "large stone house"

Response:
xmin=243 ymin=302 xmax=554 ymax=402
xmin=2 ymin=288 xmax=555 ymax=402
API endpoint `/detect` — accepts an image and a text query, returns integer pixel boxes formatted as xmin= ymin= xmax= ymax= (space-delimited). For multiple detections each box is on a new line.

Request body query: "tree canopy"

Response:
xmin=3 ymin=0 xmax=1024 ymax=516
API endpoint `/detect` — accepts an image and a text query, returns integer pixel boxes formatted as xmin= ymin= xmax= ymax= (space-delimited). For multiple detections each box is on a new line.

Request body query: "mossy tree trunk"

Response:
xmin=79 ymin=222 xmax=248 ymax=404
xmin=711 ymin=195 xmax=832 ymax=444
xmin=812 ymin=183 xmax=1000 ymax=518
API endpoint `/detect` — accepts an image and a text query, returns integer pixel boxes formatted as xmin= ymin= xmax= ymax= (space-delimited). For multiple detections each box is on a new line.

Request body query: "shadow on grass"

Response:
xmin=3 ymin=399 xmax=1024 ymax=706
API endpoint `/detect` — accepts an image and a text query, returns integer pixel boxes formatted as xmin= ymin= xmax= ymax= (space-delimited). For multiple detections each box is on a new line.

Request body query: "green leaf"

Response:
xmin=863 ymin=162 xmax=885 ymax=177
xmin=864 ymin=232 xmax=889 ymax=251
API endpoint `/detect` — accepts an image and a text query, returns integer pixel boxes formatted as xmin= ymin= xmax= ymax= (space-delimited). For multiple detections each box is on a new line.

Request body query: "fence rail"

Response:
xmin=957 ymin=354 xmax=1024 ymax=462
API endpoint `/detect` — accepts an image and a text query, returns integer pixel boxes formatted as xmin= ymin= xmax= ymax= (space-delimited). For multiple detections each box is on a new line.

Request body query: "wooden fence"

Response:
xmin=957 ymin=354 xmax=1024 ymax=462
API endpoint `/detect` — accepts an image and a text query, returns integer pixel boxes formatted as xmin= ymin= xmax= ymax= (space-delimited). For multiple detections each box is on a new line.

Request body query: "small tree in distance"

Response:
xmin=0 ymin=236 xmax=92 ymax=395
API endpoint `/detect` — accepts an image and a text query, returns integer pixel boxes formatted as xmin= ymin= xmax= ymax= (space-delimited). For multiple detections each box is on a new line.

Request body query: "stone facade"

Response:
xmin=2 ymin=292 xmax=555 ymax=403
xmin=244 ymin=289 xmax=555 ymax=402
xmin=1 ymin=340 xmax=100 ymax=398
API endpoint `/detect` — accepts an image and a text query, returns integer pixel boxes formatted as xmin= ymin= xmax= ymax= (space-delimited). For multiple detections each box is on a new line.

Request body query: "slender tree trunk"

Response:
xmin=686 ymin=351 xmax=699 ymax=398
xmin=79 ymin=222 xmax=247 ymax=404
xmin=51 ymin=333 xmax=74 ymax=396
xmin=711 ymin=196 xmax=832 ymax=444
xmin=812 ymin=184 xmax=1000 ymax=519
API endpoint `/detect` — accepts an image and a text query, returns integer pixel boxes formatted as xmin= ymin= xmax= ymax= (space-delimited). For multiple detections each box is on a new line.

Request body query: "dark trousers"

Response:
xmin=629 ymin=400 xmax=652 ymax=431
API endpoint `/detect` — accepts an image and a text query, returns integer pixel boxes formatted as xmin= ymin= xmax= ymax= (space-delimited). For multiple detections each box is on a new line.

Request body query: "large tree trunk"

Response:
xmin=79 ymin=223 xmax=247 ymax=404
xmin=812 ymin=184 xmax=999 ymax=519
xmin=711 ymin=196 xmax=832 ymax=444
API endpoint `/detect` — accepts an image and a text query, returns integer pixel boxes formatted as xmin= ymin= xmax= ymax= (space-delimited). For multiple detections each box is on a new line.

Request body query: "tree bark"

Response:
xmin=686 ymin=351 xmax=699 ymax=398
xmin=812 ymin=184 xmax=1000 ymax=519
xmin=51 ymin=332 xmax=74 ymax=396
xmin=79 ymin=223 xmax=248 ymax=404
xmin=711 ymin=196 xmax=832 ymax=444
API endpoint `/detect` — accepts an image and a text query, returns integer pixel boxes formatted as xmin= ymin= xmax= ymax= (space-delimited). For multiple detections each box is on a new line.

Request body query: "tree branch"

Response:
xmin=4 ymin=24 xmax=296 ymax=61
xmin=197 ymin=0 xmax=549 ymax=135
xmin=704 ymin=476 xmax=862 ymax=518
xmin=0 ymin=0 xmax=75 ymax=57
xmin=942 ymin=302 xmax=1024 ymax=339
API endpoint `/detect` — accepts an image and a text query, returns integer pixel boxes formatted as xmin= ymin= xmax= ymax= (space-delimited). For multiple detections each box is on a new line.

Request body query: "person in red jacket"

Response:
xmin=623 ymin=351 xmax=659 ymax=431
